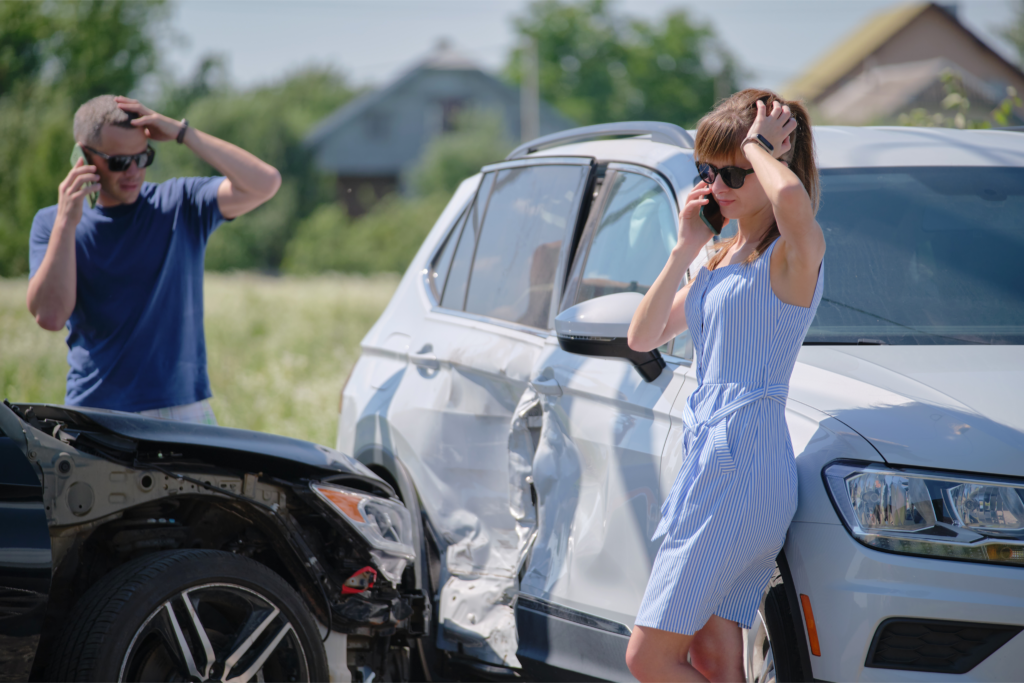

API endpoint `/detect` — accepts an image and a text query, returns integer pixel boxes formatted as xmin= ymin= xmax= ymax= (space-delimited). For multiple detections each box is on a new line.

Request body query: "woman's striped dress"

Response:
xmin=635 ymin=236 xmax=824 ymax=635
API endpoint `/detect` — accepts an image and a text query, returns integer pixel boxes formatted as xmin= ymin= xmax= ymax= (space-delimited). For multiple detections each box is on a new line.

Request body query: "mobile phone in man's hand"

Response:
xmin=70 ymin=144 xmax=98 ymax=209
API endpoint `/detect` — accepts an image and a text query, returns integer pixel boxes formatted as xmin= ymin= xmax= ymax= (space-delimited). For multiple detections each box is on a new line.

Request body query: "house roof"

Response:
xmin=304 ymin=41 xmax=574 ymax=177
xmin=305 ymin=43 xmax=481 ymax=148
xmin=782 ymin=2 xmax=930 ymax=101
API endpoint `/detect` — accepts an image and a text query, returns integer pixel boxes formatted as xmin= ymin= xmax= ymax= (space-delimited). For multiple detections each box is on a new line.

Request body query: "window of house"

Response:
xmin=462 ymin=164 xmax=589 ymax=329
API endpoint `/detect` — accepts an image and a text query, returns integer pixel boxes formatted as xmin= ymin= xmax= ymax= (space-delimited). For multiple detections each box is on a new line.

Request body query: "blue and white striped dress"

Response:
xmin=636 ymin=236 xmax=823 ymax=635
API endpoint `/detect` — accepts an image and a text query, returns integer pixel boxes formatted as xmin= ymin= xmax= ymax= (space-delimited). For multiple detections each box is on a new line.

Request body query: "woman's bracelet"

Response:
xmin=741 ymin=134 xmax=774 ymax=155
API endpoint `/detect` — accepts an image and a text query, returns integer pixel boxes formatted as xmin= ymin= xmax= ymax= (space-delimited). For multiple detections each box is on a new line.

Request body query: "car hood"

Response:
xmin=790 ymin=346 xmax=1024 ymax=477
xmin=13 ymin=403 xmax=381 ymax=483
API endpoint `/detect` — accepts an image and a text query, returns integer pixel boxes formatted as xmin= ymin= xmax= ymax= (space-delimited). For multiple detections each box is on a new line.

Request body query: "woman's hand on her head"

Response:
xmin=678 ymin=182 xmax=717 ymax=246
xmin=745 ymin=100 xmax=798 ymax=160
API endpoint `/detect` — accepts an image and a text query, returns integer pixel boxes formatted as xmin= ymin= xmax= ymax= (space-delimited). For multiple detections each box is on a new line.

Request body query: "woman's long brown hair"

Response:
xmin=694 ymin=89 xmax=820 ymax=270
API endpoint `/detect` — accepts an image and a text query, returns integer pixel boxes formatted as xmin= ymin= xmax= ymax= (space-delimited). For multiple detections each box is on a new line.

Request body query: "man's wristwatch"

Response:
xmin=176 ymin=119 xmax=189 ymax=144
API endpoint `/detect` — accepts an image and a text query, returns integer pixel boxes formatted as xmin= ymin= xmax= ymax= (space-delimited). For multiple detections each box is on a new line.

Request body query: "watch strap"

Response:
xmin=176 ymin=119 xmax=189 ymax=144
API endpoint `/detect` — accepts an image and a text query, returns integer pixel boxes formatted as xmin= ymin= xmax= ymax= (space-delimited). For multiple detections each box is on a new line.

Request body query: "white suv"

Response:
xmin=337 ymin=122 xmax=1024 ymax=682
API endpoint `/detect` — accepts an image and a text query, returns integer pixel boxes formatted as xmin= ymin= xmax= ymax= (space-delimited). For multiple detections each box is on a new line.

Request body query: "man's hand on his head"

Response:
xmin=116 ymin=96 xmax=185 ymax=143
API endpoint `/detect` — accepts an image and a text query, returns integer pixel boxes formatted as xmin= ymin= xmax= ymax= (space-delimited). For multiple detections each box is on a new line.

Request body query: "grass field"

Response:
xmin=0 ymin=273 xmax=398 ymax=447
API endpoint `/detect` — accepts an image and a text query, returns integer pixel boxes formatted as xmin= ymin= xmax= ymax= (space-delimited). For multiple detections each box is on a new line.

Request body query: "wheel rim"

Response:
xmin=119 ymin=582 xmax=310 ymax=683
xmin=747 ymin=612 xmax=777 ymax=683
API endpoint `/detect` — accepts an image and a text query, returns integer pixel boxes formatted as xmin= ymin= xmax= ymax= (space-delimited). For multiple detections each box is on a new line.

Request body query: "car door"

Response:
xmin=382 ymin=158 xmax=594 ymax=666
xmin=514 ymin=164 xmax=698 ymax=680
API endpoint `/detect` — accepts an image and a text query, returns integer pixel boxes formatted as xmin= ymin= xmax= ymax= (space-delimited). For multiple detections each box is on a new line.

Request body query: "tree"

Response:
xmin=505 ymin=0 xmax=739 ymax=127
xmin=407 ymin=110 xmax=512 ymax=196
xmin=147 ymin=66 xmax=356 ymax=271
xmin=897 ymin=70 xmax=1023 ymax=128
xmin=0 ymin=0 xmax=168 ymax=277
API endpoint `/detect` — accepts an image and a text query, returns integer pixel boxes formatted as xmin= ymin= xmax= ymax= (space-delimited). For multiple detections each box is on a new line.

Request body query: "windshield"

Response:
xmin=805 ymin=167 xmax=1024 ymax=345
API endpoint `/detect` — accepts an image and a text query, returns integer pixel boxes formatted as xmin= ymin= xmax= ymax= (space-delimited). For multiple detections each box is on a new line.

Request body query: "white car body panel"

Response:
xmin=339 ymin=127 xmax=1024 ymax=681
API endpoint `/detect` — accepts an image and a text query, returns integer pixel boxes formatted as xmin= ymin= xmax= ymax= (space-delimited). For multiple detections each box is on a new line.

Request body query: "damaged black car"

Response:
xmin=0 ymin=400 xmax=428 ymax=682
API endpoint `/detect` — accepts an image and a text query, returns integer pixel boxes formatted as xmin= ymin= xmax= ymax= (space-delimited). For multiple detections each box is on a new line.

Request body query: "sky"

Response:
xmin=164 ymin=0 xmax=1020 ymax=93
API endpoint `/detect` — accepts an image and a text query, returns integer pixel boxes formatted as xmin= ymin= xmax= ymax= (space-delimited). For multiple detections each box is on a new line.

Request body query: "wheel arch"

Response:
xmin=776 ymin=549 xmax=816 ymax=681
xmin=33 ymin=494 xmax=331 ymax=679
xmin=356 ymin=446 xmax=425 ymax=594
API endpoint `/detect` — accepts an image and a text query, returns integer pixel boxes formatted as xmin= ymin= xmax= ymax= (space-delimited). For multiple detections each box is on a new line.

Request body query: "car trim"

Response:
xmin=516 ymin=594 xmax=632 ymax=636
xmin=480 ymin=156 xmax=594 ymax=173
xmin=606 ymin=162 xmax=680 ymax=212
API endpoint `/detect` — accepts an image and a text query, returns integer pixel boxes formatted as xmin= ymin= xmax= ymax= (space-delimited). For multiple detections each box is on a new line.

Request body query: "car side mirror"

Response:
xmin=554 ymin=292 xmax=666 ymax=382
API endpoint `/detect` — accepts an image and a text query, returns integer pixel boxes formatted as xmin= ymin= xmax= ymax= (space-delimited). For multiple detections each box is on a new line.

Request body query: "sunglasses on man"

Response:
xmin=84 ymin=145 xmax=156 ymax=172
xmin=696 ymin=161 xmax=755 ymax=189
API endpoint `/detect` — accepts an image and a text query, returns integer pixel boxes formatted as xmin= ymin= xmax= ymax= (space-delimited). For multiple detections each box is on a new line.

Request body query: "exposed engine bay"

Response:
xmin=0 ymin=401 xmax=427 ymax=682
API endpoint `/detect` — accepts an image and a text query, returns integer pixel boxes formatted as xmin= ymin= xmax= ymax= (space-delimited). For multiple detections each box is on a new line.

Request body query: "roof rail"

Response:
xmin=506 ymin=121 xmax=695 ymax=159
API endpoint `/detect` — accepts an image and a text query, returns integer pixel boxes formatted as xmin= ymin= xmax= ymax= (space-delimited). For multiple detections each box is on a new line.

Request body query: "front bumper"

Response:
xmin=785 ymin=521 xmax=1024 ymax=682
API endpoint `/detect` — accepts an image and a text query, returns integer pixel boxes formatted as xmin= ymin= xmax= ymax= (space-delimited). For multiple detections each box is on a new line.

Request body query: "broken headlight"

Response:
xmin=311 ymin=482 xmax=415 ymax=583
xmin=824 ymin=461 xmax=1024 ymax=565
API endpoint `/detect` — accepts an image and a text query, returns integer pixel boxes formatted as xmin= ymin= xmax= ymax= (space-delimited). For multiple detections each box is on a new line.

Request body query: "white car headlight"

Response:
xmin=311 ymin=482 xmax=415 ymax=583
xmin=824 ymin=461 xmax=1024 ymax=565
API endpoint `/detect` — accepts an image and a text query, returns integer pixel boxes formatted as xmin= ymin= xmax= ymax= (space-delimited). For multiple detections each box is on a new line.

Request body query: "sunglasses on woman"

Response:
xmin=84 ymin=145 xmax=156 ymax=172
xmin=696 ymin=161 xmax=755 ymax=189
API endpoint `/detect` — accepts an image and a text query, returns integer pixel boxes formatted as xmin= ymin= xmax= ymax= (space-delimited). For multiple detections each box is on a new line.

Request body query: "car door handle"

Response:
xmin=410 ymin=351 xmax=439 ymax=370
xmin=530 ymin=376 xmax=562 ymax=397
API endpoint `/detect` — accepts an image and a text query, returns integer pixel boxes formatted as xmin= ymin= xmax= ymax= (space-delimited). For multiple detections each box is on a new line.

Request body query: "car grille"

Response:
xmin=866 ymin=618 xmax=1022 ymax=674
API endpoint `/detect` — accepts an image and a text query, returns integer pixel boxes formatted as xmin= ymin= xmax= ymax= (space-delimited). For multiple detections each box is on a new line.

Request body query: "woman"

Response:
xmin=624 ymin=89 xmax=825 ymax=682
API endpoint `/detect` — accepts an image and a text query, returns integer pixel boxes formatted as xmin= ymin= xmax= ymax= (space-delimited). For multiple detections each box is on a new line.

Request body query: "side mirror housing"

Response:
xmin=554 ymin=292 xmax=666 ymax=382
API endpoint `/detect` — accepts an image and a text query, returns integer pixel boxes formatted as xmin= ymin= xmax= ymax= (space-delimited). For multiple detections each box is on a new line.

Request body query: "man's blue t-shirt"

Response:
xmin=29 ymin=177 xmax=227 ymax=411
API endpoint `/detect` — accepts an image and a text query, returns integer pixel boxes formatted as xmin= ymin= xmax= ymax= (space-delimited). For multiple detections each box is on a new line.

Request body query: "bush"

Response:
xmin=281 ymin=193 xmax=451 ymax=275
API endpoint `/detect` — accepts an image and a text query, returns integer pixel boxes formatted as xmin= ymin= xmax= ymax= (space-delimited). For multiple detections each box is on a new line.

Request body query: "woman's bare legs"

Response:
xmin=626 ymin=616 xmax=744 ymax=683
xmin=690 ymin=615 xmax=745 ymax=682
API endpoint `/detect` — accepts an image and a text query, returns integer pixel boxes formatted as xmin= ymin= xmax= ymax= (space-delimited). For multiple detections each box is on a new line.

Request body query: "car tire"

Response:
xmin=46 ymin=548 xmax=329 ymax=682
xmin=748 ymin=570 xmax=807 ymax=683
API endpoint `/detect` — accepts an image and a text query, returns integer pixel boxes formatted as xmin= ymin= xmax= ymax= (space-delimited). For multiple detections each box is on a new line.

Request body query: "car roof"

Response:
xmin=522 ymin=126 xmax=1024 ymax=197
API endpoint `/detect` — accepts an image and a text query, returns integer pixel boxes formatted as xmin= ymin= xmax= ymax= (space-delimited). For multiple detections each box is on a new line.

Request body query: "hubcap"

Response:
xmin=747 ymin=612 xmax=777 ymax=683
xmin=119 ymin=582 xmax=309 ymax=682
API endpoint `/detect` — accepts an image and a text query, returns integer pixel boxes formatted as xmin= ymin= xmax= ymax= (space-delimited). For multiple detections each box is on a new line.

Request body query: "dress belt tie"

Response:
xmin=682 ymin=383 xmax=790 ymax=433
xmin=655 ymin=383 xmax=790 ymax=539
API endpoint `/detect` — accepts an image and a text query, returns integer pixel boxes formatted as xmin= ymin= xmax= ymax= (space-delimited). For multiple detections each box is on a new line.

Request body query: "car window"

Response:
xmin=429 ymin=208 xmax=466 ymax=300
xmin=463 ymin=164 xmax=588 ymax=329
xmin=577 ymin=171 xmax=677 ymax=301
xmin=573 ymin=170 xmax=691 ymax=359
xmin=808 ymin=167 xmax=1024 ymax=345
xmin=440 ymin=174 xmax=495 ymax=310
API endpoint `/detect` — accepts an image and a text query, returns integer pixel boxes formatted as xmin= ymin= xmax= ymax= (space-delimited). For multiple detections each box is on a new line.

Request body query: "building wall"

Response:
xmin=819 ymin=6 xmax=1024 ymax=103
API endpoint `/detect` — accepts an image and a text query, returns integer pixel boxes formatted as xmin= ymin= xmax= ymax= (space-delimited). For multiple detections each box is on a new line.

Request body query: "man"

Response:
xmin=27 ymin=95 xmax=281 ymax=424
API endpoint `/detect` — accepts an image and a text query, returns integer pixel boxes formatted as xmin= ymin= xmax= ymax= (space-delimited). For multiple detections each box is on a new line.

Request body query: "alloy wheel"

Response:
xmin=747 ymin=611 xmax=777 ymax=683
xmin=119 ymin=582 xmax=310 ymax=682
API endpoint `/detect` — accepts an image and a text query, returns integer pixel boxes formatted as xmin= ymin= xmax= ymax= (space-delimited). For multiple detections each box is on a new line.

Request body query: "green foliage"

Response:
xmin=282 ymin=193 xmax=451 ymax=275
xmin=408 ymin=110 xmax=512 ymax=196
xmin=997 ymin=1 xmax=1024 ymax=68
xmin=1 ymin=273 xmax=400 ymax=445
xmin=898 ymin=70 xmax=1023 ymax=129
xmin=147 ymin=66 xmax=356 ymax=271
xmin=0 ymin=0 xmax=167 ymax=277
xmin=505 ymin=0 xmax=739 ymax=127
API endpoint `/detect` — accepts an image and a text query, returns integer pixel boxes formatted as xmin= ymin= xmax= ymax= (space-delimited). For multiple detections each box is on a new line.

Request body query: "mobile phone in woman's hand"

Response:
xmin=699 ymin=186 xmax=724 ymax=235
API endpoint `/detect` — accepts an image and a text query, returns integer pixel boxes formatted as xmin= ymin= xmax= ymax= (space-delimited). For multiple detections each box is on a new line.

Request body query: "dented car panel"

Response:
xmin=519 ymin=342 xmax=690 ymax=626
xmin=342 ymin=126 xmax=1024 ymax=683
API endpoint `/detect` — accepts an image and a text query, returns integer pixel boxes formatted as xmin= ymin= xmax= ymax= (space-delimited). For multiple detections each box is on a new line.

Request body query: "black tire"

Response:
xmin=46 ymin=549 xmax=329 ymax=682
xmin=751 ymin=571 xmax=807 ymax=683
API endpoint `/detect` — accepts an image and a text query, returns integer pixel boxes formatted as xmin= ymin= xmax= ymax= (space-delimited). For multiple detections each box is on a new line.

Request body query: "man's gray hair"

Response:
xmin=73 ymin=95 xmax=138 ymax=147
